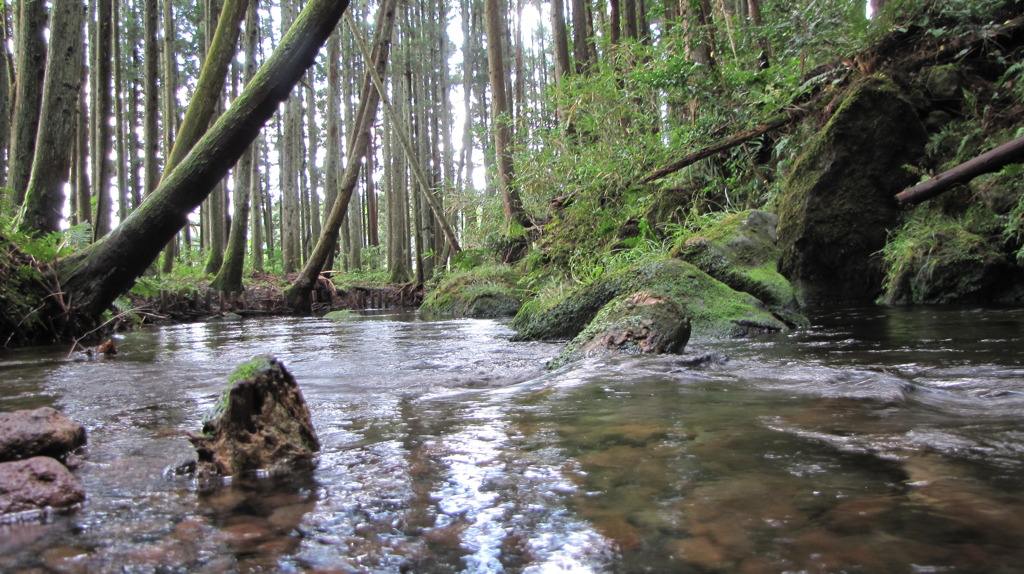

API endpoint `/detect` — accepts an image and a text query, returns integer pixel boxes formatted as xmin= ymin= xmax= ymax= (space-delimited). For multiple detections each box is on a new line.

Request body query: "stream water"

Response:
xmin=1 ymin=306 xmax=1023 ymax=573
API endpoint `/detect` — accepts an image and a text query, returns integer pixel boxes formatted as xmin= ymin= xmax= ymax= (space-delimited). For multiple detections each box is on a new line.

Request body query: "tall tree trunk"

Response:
xmin=211 ymin=0 xmax=260 ymax=294
xmin=570 ymin=0 xmax=593 ymax=73
xmin=284 ymin=0 xmax=398 ymax=311
xmin=91 ymin=0 xmax=114 ymax=240
xmin=74 ymin=63 xmax=92 ymax=227
xmin=0 ymin=6 xmax=11 ymax=183
xmin=143 ymin=0 xmax=160 ymax=197
xmin=7 ymin=0 xmax=48 ymax=202
xmin=322 ymin=29 xmax=342 ymax=271
xmin=113 ymin=0 xmax=128 ymax=223
xmin=19 ymin=0 xmax=85 ymax=236
xmin=484 ymin=0 xmax=530 ymax=230
xmin=160 ymin=0 xmax=179 ymax=273
xmin=53 ymin=0 xmax=352 ymax=328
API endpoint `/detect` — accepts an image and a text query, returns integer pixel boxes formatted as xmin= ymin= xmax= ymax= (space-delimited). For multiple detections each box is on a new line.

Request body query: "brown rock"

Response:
xmin=0 ymin=456 xmax=85 ymax=515
xmin=0 ymin=407 xmax=87 ymax=462
xmin=188 ymin=356 xmax=319 ymax=477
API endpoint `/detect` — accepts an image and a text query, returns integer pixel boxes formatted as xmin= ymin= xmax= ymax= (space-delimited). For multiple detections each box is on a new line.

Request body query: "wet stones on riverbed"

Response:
xmin=0 ymin=456 xmax=85 ymax=515
xmin=188 ymin=355 xmax=320 ymax=478
xmin=0 ymin=407 xmax=86 ymax=463
xmin=0 ymin=407 xmax=87 ymax=519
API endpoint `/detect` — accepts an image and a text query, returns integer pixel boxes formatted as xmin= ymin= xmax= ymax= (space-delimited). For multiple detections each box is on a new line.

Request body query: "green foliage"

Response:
xmin=880 ymin=205 xmax=1005 ymax=302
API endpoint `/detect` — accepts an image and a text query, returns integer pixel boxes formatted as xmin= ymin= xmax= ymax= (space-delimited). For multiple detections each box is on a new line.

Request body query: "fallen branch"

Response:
xmin=895 ymin=133 xmax=1024 ymax=206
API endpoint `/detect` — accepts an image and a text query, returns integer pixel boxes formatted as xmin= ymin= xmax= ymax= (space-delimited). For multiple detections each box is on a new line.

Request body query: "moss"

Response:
xmin=513 ymin=258 xmax=786 ymax=342
xmin=777 ymin=75 xmax=927 ymax=306
xmin=322 ymin=310 xmax=355 ymax=321
xmin=552 ymin=290 xmax=691 ymax=368
xmin=421 ymin=264 xmax=525 ymax=318
xmin=881 ymin=206 xmax=1021 ymax=304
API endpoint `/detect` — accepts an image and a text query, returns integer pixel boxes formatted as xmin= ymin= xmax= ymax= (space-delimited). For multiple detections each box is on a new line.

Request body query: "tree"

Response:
xmin=210 ymin=0 xmax=260 ymax=294
xmin=484 ymin=0 xmax=530 ymax=230
xmin=19 ymin=0 xmax=86 ymax=236
xmin=90 ymin=0 xmax=114 ymax=240
xmin=51 ymin=0 xmax=352 ymax=329
xmin=7 ymin=0 xmax=48 ymax=202
xmin=284 ymin=0 xmax=399 ymax=311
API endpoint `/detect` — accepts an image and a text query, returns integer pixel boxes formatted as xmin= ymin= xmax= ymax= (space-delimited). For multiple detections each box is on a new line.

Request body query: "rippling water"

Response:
xmin=1 ymin=307 xmax=1023 ymax=573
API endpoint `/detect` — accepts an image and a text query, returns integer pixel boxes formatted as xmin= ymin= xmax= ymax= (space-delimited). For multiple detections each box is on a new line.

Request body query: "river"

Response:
xmin=1 ymin=306 xmax=1023 ymax=573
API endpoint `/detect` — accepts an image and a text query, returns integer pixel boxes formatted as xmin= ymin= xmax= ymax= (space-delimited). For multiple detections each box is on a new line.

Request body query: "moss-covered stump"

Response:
xmin=673 ymin=210 xmax=806 ymax=327
xmin=553 ymin=291 xmax=691 ymax=367
xmin=420 ymin=266 xmax=524 ymax=318
xmin=188 ymin=356 xmax=319 ymax=478
xmin=777 ymin=76 xmax=927 ymax=306
xmin=512 ymin=259 xmax=786 ymax=343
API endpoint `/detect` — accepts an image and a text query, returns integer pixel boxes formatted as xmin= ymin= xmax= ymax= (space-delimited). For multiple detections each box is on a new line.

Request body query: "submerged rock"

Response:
xmin=513 ymin=259 xmax=786 ymax=343
xmin=0 ymin=456 xmax=85 ymax=515
xmin=188 ymin=356 xmax=320 ymax=478
xmin=777 ymin=76 xmax=927 ymax=306
xmin=0 ymin=407 xmax=87 ymax=462
xmin=554 ymin=291 xmax=691 ymax=367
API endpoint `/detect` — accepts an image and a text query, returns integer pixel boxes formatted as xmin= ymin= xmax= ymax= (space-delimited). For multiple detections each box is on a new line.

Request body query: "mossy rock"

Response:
xmin=971 ymin=166 xmax=1024 ymax=216
xmin=777 ymin=75 xmax=927 ymax=306
xmin=883 ymin=209 xmax=1024 ymax=304
xmin=420 ymin=266 xmax=524 ymax=318
xmin=672 ymin=210 xmax=806 ymax=327
xmin=190 ymin=356 xmax=319 ymax=478
xmin=512 ymin=259 xmax=786 ymax=342
xmin=552 ymin=290 xmax=691 ymax=368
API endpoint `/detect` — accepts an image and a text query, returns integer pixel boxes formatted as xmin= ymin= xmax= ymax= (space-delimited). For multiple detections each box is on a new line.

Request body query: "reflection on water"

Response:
xmin=0 ymin=307 xmax=1023 ymax=572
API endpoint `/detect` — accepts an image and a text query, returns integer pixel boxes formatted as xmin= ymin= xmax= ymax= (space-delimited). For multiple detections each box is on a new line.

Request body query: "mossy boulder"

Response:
xmin=882 ymin=210 xmax=1024 ymax=304
xmin=553 ymin=291 xmax=691 ymax=367
xmin=421 ymin=266 xmax=524 ymax=318
xmin=972 ymin=166 xmax=1024 ymax=216
xmin=673 ymin=210 xmax=806 ymax=327
xmin=512 ymin=259 xmax=786 ymax=343
xmin=778 ymin=76 xmax=927 ymax=306
xmin=188 ymin=356 xmax=319 ymax=478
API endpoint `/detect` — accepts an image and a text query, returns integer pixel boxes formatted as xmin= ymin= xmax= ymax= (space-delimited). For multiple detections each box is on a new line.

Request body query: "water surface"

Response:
xmin=1 ymin=307 xmax=1023 ymax=573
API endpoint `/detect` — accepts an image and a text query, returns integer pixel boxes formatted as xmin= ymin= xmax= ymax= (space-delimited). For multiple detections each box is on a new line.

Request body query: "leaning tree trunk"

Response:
xmin=284 ymin=0 xmax=399 ymax=312
xmin=210 ymin=0 xmax=260 ymax=294
xmin=19 ymin=0 xmax=85 ymax=236
xmin=52 ymin=0 xmax=351 ymax=329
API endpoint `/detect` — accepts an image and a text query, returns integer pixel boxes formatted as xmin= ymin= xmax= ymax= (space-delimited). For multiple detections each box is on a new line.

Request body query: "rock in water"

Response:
xmin=554 ymin=291 xmax=691 ymax=367
xmin=0 ymin=407 xmax=87 ymax=462
xmin=189 ymin=356 xmax=320 ymax=478
xmin=0 ymin=456 xmax=85 ymax=515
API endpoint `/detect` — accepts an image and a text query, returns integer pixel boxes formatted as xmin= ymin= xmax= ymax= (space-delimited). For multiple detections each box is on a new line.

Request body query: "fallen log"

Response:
xmin=895 ymin=134 xmax=1024 ymax=206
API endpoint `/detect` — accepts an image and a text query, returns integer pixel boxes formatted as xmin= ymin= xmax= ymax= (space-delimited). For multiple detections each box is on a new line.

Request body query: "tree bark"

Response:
xmin=54 ymin=0 xmax=351 ymax=326
xmin=19 ymin=0 xmax=85 ymax=236
xmin=896 ymin=135 xmax=1024 ymax=206
xmin=284 ymin=0 xmax=398 ymax=311
xmin=210 ymin=0 xmax=259 ymax=294
xmin=484 ymin=0 xmax=530 ymax=230
xmin=91 ymin=0 xmax=114 ymax=240
xmin=7 ymin=0 xmax=48 ymax=202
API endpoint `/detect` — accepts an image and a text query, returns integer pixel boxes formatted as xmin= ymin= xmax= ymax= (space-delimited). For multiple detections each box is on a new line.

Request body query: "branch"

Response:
xmin=895 ymin=133 xmax=1024 ymax=206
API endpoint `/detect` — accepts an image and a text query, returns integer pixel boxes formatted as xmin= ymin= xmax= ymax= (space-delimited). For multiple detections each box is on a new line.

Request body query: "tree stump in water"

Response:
xmin=188 ymin=356 xmax=319 ymax=478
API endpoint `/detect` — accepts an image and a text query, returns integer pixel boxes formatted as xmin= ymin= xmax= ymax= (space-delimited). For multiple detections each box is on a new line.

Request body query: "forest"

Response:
xmin=0 ymin=0 xmax=1022 ymax=347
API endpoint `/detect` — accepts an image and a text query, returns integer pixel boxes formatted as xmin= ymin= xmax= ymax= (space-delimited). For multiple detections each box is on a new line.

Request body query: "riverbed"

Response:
xmin=1 ymin=307 xmax=1023 ymax=572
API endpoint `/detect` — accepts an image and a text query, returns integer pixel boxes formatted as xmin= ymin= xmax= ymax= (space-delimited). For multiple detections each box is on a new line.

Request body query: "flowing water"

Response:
xmin=2 ymin=307 xmax=1024 ymax=573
